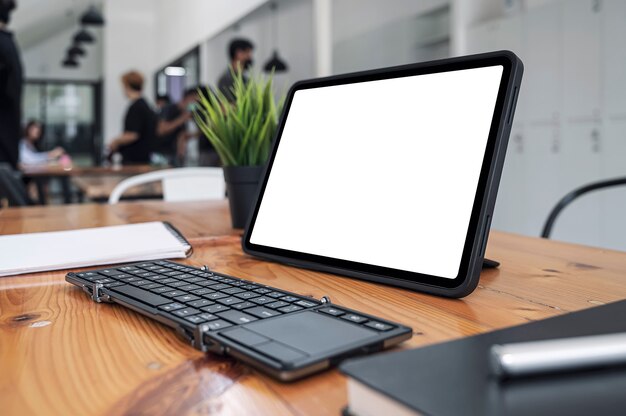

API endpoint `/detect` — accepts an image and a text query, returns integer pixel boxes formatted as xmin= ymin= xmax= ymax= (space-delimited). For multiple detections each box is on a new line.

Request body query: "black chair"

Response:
xmin=0 ymin=163 xmax=31 ymax=207
xmin=541 ymin=177 xmax=626 ymax=239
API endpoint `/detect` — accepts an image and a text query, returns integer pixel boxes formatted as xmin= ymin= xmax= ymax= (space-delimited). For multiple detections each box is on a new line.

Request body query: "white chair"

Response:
xmin=108 ymin=167 xmax=226 ymax=204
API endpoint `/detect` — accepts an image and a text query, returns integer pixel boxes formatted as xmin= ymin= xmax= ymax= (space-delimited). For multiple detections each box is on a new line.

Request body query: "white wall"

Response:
xmin=203 ymin=0 xmax=314 ymax=95
xmin=21 ymin=25 xmax=103 ymax=81
xmin=153 ymin=0 xmax=266 ymax=71
xmin=103 ymin=0 xmax=158 ymax=143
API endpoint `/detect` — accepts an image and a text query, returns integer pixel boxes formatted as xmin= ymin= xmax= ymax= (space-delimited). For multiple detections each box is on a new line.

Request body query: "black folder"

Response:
xmin=340 ymin=300 xmax=626 ymax=416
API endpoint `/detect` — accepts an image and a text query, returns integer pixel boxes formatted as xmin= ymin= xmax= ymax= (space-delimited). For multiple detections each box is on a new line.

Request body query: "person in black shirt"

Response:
xmin=0 ymin=0 xmax=22 ymax=170
xmin=155 ymin=88 xmax=197 ymax=165
xmin=218 ymin=38 xmax=254 ymax=103
xmin=108 ymin=71 xmax=156 ymax=164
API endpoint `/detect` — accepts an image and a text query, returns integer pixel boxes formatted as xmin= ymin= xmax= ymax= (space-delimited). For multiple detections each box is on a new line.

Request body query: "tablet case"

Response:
xmin=243 ymin=51 xmax=524 ymax=298
xmin=340 ymin=300 xmax=626 ymax=416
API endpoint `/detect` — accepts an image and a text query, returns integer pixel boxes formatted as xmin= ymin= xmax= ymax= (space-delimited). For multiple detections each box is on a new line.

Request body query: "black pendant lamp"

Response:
xmin=263 ymin=2 xmax=288 ymax=73
xmin=68 ymin=43 xmax=86 ymax=57
xmin=73 ymin=28 xmax=95 ymax=44
xmin=62 ymin=55 xmax=79 ymax=68
xmin=80 ymin=5 xmax=105 ymax=26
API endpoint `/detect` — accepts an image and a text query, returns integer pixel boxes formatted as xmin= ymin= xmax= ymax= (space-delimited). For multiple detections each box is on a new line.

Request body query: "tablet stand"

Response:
xmin=483 ymin=258 xmax=500 ymax=268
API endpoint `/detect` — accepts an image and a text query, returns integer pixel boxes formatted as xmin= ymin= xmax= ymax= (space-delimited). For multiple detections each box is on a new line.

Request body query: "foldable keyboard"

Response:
xmin=66 ymin=260 xmax=412 ymax=381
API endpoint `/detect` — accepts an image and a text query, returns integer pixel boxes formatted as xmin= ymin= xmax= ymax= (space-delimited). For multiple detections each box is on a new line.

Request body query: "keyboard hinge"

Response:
xmin=83 ymin=282 xmax=111 ymax=303
xmin=177 ymin=324 xmax=218 ymax=353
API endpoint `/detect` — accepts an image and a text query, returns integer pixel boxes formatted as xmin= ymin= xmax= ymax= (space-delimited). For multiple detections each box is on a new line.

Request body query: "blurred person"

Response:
xmin=155 ymin=94 xmax=170 ymax=115
xmin=218 ymin=38 xmax=254 ymax=102
xmin=155 ymin=87 xmax=198 ymax=165
xmin=0 ymin=0 xmax=22 ymax=170
xmin=19 ymin=120 xmax=65 ymax=165
xmin=197 ymin=86 xmax=220 ymax=167
xmin=108 ymin=71 xmax=156 ymax=164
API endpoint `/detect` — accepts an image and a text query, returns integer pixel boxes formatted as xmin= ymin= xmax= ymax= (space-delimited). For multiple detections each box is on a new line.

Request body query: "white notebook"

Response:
xmin=0 ymin=222 xmax=192 ymax=277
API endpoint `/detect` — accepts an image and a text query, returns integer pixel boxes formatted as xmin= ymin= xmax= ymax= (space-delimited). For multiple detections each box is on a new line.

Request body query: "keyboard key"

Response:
xmin=342 ymin=313 xmax=368 ymax=324
xmin=185 ymin=276 xmax=204 ymax=283
xmin=197 ymin=313 xmax=217 ymax=322
xmin=136 ymin=272 xmax=157 ymax=278
xmin=216 ymin=297 xmax=243 ymax=306
xmin=251 ymin=296 xmax=273 ymax=305
xmin=246 ymin=307 xmax=281 ymax=319
xmin=205 ymin=292 xmax=228 ymax=301
xmin=118 ymin=266 xmax=139 ymax=272
xmin=191 ymin=288 xmax=215 ymax=296
xmin=280 ymin=296 xmax=299 ymax=303
xmin=94 ymin=278 xmax=115 ymax=284
xmin=184 ymin=315 xmax=208 ymax=325
xmin=174 ymin=294 xmax=200 ymax=303
xmin=234 ymin=291 xmax=258 ymax=300
xmin=130 ymin=280 xmax=151 ymax=287
xmin=266 ymin=301 xmax=289 ymax=309
xmin=217 ymin=310 xmax=258 ymax=325
xmin=254 ymin=288 xmax=272 ymax=295
xmin=99 ymin=268 xmax=126 ymax=276
xmin=365 ymin=321 xmax=394 ymax=331
xmin=172 ymin=307 xmax=200 ymax=318
xmin=207 ymin=283 xmax=231 ymax=290
xmin=152 ymin=286 xmax=173 ymax=293
xmin=103 ymin=282 xmax=125 ymax=288
xmin=188 ymin=299 xmax=214 ymax=308
xmin=179 ymin=284 xmax=202 ymax=291
xmin=202 ymin=320 xmax=232 ymax=331
xmin=159 ymin=302 xmax=185 ymax=312
xmin=231 ymin=301 xmax=256 ymax=310
xmin=295 ymin=300 xmax=318 ymax=308
xmin=266 ymin=291 xmax=286 ymax=298
xmin=120 ymin=276 xmax=141 ymax=283
xmin=167 ymin=281 xmax=187 ymax=288
xmin=142 ymin=283 xmax=163 ymax=290
xmin=109 ymin=285 xmax=170 ymax=307
xmin=222 ymin=287 xmax=245 ymax=295
xmin=318 ymin=307 xmax=345 ymax=317
xmin=162 ymin=290 xmax=187 ymax=298
xmin=156 ymin=277 xmax=178 ymax=284
xmin=242 ymin=284 xmax=260 ymax=290
xmin=201 ymin=304 xmax=230 ymax=314
xmin=278 ymin=305 xmax=303 ymax=313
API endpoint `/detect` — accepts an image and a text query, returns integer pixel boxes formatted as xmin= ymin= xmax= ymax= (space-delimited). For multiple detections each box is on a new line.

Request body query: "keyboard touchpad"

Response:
xmin=234 ymin=311 xmax=378 ymax=357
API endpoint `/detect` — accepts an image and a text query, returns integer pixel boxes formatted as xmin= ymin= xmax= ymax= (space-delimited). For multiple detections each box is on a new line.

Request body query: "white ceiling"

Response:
xmin=11 ymin=0 xmax=102 ymax=49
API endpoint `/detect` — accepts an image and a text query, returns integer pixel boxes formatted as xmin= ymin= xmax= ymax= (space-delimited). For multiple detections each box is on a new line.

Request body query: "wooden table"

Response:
xmin=2 ymin=200 xmax=626 ymax=415
xmin=20 ymin=164 xmax=168 ymax=204
xmin=71 ymin=176 xmax=163 ymax=202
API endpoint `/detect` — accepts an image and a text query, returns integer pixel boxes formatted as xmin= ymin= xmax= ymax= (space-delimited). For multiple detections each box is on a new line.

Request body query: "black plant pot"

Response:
xmin=223 ymin=165 xmax=264 ymax=229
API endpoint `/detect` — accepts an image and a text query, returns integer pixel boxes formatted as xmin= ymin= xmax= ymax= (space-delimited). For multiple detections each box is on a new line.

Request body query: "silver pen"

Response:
xmin=490 ymin=332 xmax=626 ymax=378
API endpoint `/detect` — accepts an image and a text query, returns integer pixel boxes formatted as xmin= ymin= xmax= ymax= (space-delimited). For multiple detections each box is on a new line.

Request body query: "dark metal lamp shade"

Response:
xmin=263 ymin=50 xmax=288 ymax=72
xmin=80 ymin=6 xmax=105 ymax=26
xmin=73 ymin=28 xmax=95 ymax=43
xmin=62 ymin=56 xmax=79 ymax=68
xmin=68 ymin=44 xmax=86 ymax=57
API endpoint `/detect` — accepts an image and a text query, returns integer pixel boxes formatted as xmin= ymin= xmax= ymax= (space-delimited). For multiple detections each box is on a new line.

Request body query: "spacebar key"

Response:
xmin=109 ymin=284 xmax=170 ymax=306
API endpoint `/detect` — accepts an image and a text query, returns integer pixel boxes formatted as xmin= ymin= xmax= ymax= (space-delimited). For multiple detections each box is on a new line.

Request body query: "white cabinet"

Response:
xmin=562 ymin=0 xmax=602 ymax=120
xmin=492 ymin=125 xmax=528 ymax=234
xmin=601 ymin=119 xmax=626 ymax=250
xmin=552 ymin=122 xmax=603 ymax=246
xmin=603 ymin=0 xmax=626 ymax=116
xmin=523 ymin=124 xmax=563 ymax=236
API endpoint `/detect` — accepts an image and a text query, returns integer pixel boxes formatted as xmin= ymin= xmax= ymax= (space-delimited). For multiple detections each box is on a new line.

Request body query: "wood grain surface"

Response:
xmin=71 ymin=176 xmax=164 ymax=201
xmin=1 ymin=201 xmax=626 ymax=415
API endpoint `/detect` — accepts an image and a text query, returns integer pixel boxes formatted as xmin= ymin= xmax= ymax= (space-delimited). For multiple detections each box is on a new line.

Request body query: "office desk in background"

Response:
xmin=2 ymin=200 xmax=626 ymax=415
xmin=19 ymin=164 xmax=168 ymax=203
xmin=71 ymin=176 xmax=163 ymax=202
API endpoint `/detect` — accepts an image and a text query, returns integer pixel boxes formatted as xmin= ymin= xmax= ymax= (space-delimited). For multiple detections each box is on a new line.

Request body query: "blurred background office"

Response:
xmin=1 ymin=0 xmax=625 ymax=252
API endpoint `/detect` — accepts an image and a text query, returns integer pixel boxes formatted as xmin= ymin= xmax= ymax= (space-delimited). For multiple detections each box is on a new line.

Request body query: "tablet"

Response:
xmin=243 ymin=51 xmax=523 ymax=298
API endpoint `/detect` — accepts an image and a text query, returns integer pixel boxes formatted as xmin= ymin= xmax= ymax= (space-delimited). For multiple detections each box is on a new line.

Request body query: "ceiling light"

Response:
xmin=73 ymin=28 xmax=95 ymax=43
xmin=164 ymin=66 xmax=186 ymax=76
xmin=80 ymin=5 xmax=105 ymax=26
xmin=263 ymin=2 xmax=289 ymax=73
xmin=68 ymin=44 xmax=86 ymax=57
xmin=62 ymin=56 xmax=79 ymax=68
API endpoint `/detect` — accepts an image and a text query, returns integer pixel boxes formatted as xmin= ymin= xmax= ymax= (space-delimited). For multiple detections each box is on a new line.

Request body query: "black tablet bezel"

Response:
xmin=242 ymin=51 xmax=523 ymax=298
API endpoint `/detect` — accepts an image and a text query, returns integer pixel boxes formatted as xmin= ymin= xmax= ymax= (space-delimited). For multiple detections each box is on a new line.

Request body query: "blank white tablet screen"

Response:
xmin=250 ymin=65 xmax=503 ymax=279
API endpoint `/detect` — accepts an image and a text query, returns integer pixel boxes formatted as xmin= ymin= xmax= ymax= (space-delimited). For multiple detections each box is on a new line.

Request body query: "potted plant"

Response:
xmin=194 ymin=70 xmax=283 ymax=228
